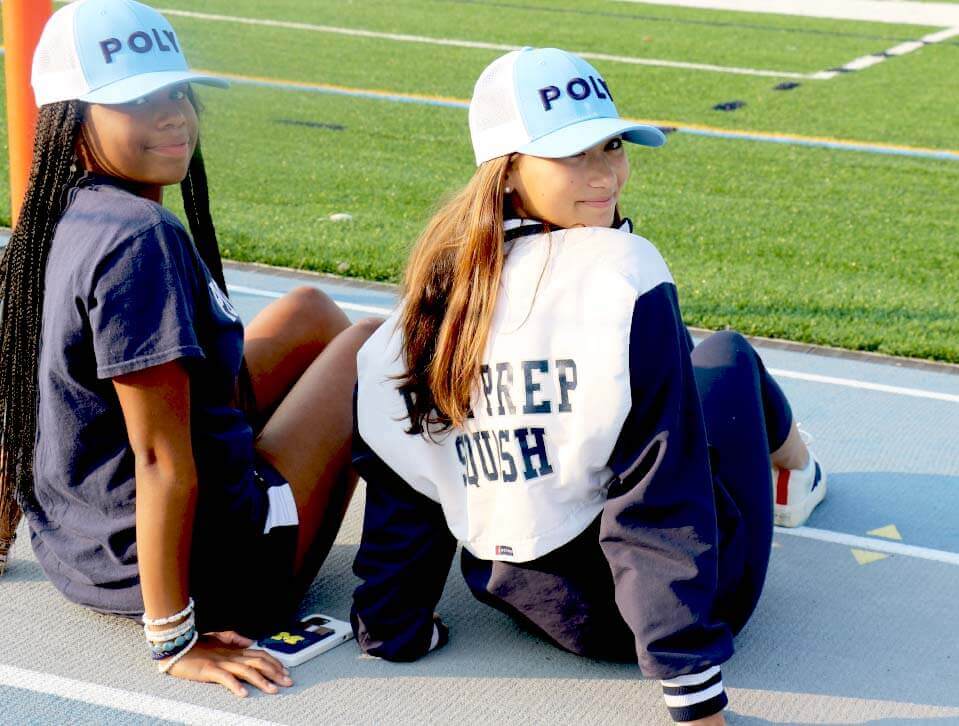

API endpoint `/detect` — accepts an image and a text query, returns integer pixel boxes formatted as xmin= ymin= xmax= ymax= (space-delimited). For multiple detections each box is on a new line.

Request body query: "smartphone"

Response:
xmin=251 ymin=613 xmax=354 ymax=667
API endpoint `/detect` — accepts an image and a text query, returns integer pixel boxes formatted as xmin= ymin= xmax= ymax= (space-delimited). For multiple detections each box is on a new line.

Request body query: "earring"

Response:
xmin=504 ymin=186 xmax=512 ymax=194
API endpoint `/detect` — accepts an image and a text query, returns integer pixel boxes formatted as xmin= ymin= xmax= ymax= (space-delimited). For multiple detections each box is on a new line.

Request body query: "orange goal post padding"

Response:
xmin=3 ymin=0 xmax=53 ymax=226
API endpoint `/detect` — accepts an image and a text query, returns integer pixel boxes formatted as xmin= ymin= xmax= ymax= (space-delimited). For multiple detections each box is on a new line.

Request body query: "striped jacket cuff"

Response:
xmin=660 ymin=666 xmax=727 ymax=722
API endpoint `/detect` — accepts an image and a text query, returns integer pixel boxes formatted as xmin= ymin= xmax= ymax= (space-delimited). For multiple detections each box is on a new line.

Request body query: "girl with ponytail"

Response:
xmin=351 ymin=48 xmax=826 ymax=725
xmin=0 ymin=0 xmax=375 ymax=696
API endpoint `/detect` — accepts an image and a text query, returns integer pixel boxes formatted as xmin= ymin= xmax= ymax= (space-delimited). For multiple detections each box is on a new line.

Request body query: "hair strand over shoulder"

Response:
xmin=399 ymin=155 xmax=511 ymax=435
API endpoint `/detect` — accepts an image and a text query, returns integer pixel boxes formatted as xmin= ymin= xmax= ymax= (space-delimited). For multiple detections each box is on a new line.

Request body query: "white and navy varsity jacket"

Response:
xmin=352 ymin=222 xmax=733 ymax=722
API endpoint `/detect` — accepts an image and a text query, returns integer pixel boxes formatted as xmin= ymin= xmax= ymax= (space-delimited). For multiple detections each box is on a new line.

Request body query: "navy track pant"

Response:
xmin=461 ymin=330 xmax=793 ymax=658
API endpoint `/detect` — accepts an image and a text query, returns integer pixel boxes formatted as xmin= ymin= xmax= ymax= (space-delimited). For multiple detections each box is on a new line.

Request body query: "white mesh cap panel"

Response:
xmin=32 ymin=2 xmax=91 ymax=107
xmin=470 ymin=52 xmax=520 ymax=133
xmin=469 ymin=51 xmax=529 ymax=165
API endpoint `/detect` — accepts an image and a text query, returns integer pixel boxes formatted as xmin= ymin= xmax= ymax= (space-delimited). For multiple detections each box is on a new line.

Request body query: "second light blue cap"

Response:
xmin=469 ymin=47 xmax=666 ymax=165
xmin=32 ymin=0 xmax=228 ymax=108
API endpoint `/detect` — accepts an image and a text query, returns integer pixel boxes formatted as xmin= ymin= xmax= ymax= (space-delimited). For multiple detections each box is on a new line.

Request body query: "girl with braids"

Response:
xmin=350 ymin=49 xmax=826 ymax=724
xmin=0 ymin=0 xmax=377 ymax=696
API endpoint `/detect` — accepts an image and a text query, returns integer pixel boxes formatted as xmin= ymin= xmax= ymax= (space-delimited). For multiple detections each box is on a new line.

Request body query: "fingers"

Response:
xmin=200 ymin=663 xmax=249 ymax=698
xmin=241 ymin=652 xmax=292 ymax=687
xmin=166 ymin=639 xmax=293 ymax=697
xmin=222 ymin=660 xmax=283 ymax=695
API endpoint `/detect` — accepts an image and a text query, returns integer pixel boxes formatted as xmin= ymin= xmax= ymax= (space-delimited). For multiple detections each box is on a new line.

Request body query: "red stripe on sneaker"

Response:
xmin=776 ymin=468 xmax=790 ymax=505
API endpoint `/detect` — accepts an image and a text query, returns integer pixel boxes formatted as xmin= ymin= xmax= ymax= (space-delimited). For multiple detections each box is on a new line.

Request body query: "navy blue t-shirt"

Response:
xmin=28 ymin=175 xmax=265 ymax=615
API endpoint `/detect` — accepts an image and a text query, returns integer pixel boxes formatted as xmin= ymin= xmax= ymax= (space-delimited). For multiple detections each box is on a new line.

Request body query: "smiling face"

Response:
xmin=78 ymin=83 xmax=198 ymax=200
xmin=506 ymin=136 xmax=630 ymax=229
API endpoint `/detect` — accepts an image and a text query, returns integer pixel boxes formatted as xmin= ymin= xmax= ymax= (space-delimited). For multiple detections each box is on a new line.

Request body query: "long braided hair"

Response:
xmin=0 ymin=91 xmax=238 ymax=552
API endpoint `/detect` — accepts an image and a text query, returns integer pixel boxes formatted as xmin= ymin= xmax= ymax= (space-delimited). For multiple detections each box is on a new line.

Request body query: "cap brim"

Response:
xmin=80 ymin=70 xmax=229 ymax=105
xmin=517 ymin=117 xmax=666 ymax=158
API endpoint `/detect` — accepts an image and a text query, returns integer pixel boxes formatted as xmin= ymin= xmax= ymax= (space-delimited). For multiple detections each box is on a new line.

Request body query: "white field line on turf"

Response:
xmin=775 ymin=526 xmax=959 ymax=566
xmin=199 ymin=72 xmax=959 ymax=161
xmin=924 ymin=26 xmax=959 ymax=43
xmin=230 ymin=283 xmax=959 ymax=405
xmin=46 ymin=2 xmax=959 ymax=82
xmin=0 ymin=664 xmax=281 ymax=726
xmin=611 ymin=0 xmax=959 ymax=27
xmin=814 ymin=26 xmax=959 ymax=79
xmin=153 ymin=7 xmax=813 ymax=80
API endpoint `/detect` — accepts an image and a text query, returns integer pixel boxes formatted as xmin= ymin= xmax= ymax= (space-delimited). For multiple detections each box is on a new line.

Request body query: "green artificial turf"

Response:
xmin=154 ymin=0 xmax=958 ymax=148
xmin=1 ymin=2 xmax=957 ymax=361
xmin=157 ymin=0 xmax=929 ymax=72
xmin=185 ymin=85 xmax=958 ymax=361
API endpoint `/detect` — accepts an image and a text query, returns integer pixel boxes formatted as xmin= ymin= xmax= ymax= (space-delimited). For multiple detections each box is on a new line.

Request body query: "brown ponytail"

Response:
xmin=398 ymin=156 xmax=512 ymax=434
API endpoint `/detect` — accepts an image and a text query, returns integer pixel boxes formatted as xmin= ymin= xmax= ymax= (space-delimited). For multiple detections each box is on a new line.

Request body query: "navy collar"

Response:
xmin=504 ymin=218 xmax=548 ymax=241
xmin=76 ymin=171 xmax=150 ymax=197
xmin=503 ymin=217 xmax=633 ymax=242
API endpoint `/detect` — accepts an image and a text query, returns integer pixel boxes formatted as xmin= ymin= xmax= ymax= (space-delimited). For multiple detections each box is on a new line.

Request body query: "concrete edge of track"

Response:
xmin=221 ymin=258 xmax=959 ymax=377
xmin=1 ymin=229 xmax=957 ymax=376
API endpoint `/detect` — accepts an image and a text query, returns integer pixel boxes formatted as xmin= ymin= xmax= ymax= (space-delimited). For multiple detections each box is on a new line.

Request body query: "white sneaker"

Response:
xmin=772 ymin=454 xmax=827 ymax=528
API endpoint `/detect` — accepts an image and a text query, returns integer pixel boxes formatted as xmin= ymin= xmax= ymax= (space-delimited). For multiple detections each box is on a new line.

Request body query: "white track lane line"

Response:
xmin=775 ymin=526 xmax=959 ymax=566
xmin=153 ymin=7 xmax=813 ymax=79
xmin=768 ymin=368 xmax=959 ymax=404
xmin=228 ymin=283 xmax=393 ymax=317
xmin=0 ymin=664 xmax=281 ymax=726
xmin=230 ymin=284 xmax=959 ymax=404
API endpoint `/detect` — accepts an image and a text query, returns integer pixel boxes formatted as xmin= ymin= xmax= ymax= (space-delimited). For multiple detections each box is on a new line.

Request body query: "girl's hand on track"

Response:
xmin=166 ymin=631 xmax=293 ymax=697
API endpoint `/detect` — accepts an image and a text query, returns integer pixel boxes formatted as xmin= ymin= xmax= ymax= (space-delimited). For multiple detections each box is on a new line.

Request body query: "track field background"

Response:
xmin=0 ymin=0 xmax=957 ymax=360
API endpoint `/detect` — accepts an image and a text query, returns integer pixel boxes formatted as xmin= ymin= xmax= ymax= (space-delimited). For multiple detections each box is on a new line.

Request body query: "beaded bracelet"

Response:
xmin=142 ymin=597 xmax=194 ymax=627
xmin=144 ymin=600 xmax=197 ymax=665
xmin=150 ymin=625 xmax=198 ymax=660
xmin=149 ymin=625 xmax=196 ymax=660
xmin=157 ymin=631 xmax=199 ymax=674
xmin=144 ymin=615 xmax=196 ymax=644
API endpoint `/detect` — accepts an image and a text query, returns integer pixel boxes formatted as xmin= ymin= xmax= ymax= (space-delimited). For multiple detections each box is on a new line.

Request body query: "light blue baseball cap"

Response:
xmin=31 ymin=0 xmax=228 ymax=108
xmin=469 ymin=47 xmax=666 ymax=165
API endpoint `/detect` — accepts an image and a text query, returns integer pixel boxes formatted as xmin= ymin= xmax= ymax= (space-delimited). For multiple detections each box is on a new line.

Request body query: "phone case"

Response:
xmin=251 ymin=613 xmax=354 ymax=667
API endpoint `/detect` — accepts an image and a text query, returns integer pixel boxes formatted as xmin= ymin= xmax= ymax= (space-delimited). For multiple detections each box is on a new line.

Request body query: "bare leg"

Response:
xmin=770 ymin=420 xmax=809 ymax=471
xmin=255 ymin=318 xmax=382 ymax=582
xmin=243 ymin=286 xmax=350 ymax=417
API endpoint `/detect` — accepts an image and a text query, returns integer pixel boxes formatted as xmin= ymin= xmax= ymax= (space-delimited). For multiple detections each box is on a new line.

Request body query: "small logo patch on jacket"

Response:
xmin=495 ymin=545 xmax=514 ymax=557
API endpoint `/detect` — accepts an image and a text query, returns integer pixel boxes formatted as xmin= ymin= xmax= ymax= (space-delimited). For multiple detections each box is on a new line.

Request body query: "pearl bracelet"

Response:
xmin=144 ymin=614 xmax=196 ymax=644
xmin=142 ymin=597 xmax=195 ymax=627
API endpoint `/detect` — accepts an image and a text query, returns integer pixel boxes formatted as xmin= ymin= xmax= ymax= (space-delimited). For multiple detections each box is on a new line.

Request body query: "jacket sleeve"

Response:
xmin=601 ymin=281 xmax=732 ymax=722
xmin=350 ymin=406 xmax=458 ymax=662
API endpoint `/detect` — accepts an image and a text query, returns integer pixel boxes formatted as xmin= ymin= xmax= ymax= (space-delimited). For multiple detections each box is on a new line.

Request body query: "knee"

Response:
xmin=353 ymin=316 xmax=384 ymax=342
xmin=709 ymin=329 xmax=750 ymax=351
xmin=693 ymin=329 xmax=753 ymax=368
xmin=286 ymin=284 xmax=333 ymax=314
xmin=286 ymin=286 xmax=349 ymax=336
